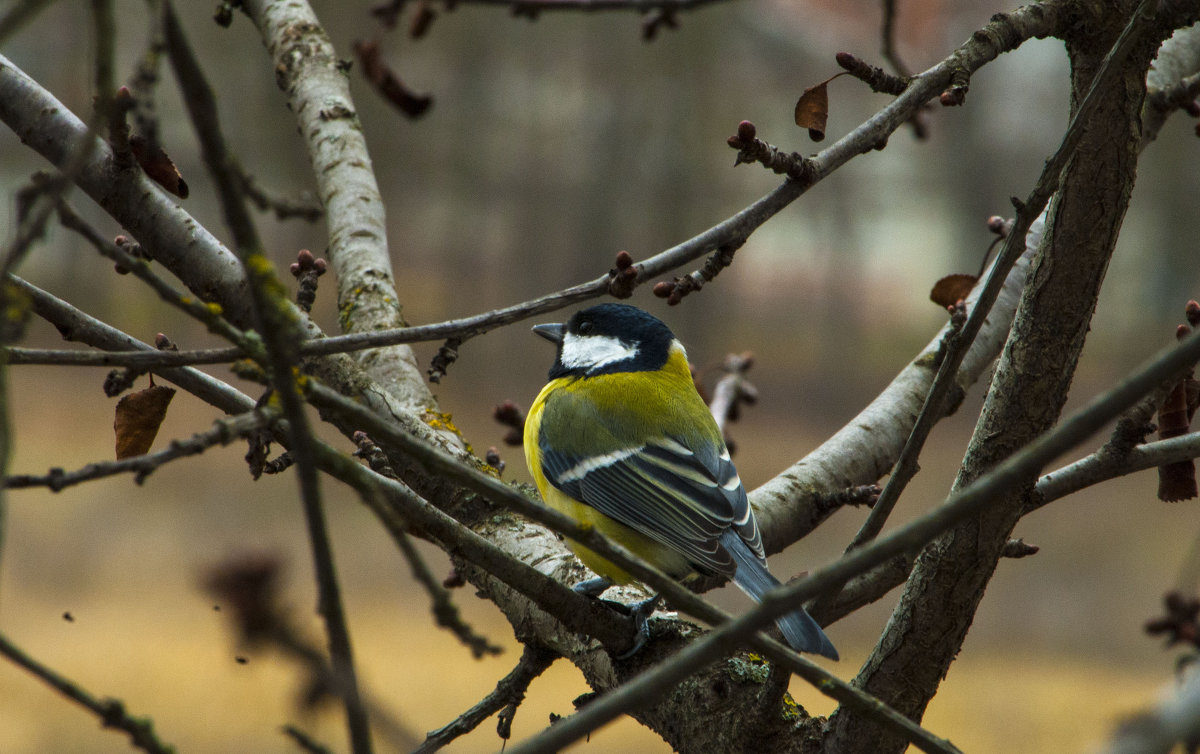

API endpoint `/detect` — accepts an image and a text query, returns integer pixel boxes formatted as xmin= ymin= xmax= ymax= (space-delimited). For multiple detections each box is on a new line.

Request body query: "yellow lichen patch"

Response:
xmin=778 ymin=691 xmax=802 ymax=722
xmin=2 ymin=280 xmax=31 ymax=322
xmin=423 ymin=410 xmax=462 ymax=437
xmin=230 ymin=359 xmax=268 ymax=384
xmin=242 ymin=253 xmax=290 ymax=296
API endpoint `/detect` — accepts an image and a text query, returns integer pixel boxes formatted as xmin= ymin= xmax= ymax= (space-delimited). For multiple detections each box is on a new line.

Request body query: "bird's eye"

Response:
xmin=578 ymin=320 xmax=593 ymax=334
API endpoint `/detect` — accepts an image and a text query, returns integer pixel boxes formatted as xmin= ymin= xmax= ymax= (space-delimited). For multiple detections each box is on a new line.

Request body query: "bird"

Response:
xmin=523 ymin=302 xmax=837 ymax=660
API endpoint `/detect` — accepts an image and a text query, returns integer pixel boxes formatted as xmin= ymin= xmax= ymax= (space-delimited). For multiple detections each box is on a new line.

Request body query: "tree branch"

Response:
xmin=416 ymin=643 xmax=557 ymax=753
xmin=243 ymin=0 xmax=436 ymax=414
xmin=1033 ymin=430 xmax=1200 ymax=510
xmin=11 ymin=275 xmax=255 ymax=414
xmin=0 ymin=631 xmax=175 ymax=754
xmin=5 ymin=408 xmax=277 ymax=490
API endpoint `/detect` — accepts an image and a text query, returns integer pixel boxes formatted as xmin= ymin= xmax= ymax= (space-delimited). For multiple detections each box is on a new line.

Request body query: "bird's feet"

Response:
xmin=572 ymin=579 xmax=661 ymax=658
xmin=615 ymin=594 xmax=662 ymax=659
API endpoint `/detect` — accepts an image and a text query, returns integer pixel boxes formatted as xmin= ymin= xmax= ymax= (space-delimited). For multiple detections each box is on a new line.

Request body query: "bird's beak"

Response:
xmin=531 ymin=323 xmax=564 ymax=345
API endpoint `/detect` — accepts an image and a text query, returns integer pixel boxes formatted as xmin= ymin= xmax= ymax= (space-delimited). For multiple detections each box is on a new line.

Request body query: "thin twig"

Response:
xmin=10 ymin=276 xmax=256 ymax=415
xmin=4 ymin=346 xmax=243 ymax=368
xmin=416 ymin=643 xmax=557 ymax=753
xmin=163 ymin=0 xmax=258 ymax=251
xmin=389 ymin=498 xmax=503 ymax=658
xmin=239 ymin=167 xmax=323 ymax=221
xmin=880 ymin=0 xmax=912 ymax=78
xmin=1032 ymin=430 xmax=1200 ymax=511
xmin=126 ymin=0 xmax=166 ymax=154
xmin=282 ymin=725 xmax=335 ymax=754
xmin=835 ymin=214 xmax=1039 ymax=559
xmin=0 ymin=631 xmax=175 ymax=754
xmin=5 ymin=409 xmax=277 ymax=490
xmin=707 ymin=352 xmax=755 ymax=437
xmin=0 ymin=0 xmax=62 ymax=46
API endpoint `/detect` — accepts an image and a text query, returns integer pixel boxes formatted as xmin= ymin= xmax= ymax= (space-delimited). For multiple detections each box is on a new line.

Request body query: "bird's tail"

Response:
xmin=722 ymin=531 xmax=839 ymax=661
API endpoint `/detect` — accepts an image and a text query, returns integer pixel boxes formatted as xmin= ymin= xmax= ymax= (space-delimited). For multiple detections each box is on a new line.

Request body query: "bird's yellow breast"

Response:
xmin=524 ymin=345 xmax=702 ymax=582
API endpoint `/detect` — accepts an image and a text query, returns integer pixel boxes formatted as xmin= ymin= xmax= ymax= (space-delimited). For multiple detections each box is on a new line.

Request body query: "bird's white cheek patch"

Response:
xmin=559 ymin=333 xmax=639 ymax=372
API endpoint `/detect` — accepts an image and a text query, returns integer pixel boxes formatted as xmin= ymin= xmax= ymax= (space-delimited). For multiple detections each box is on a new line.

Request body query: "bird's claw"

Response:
xmin=613 ymin=594 xmax=661 ymax=659
xmin=572 ymin=579 xmax=661 ymax=658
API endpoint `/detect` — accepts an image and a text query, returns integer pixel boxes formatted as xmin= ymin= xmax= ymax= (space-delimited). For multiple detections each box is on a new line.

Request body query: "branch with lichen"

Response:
xmin=243 ymin=0 xmax=436 ymax=415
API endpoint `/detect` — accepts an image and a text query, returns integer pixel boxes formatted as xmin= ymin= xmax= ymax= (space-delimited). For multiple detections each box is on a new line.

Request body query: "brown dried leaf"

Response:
xmin=794 ymin=81 xmax=829 ymax=141
xmin=929 ymin=273 xmax=978 ymax=308
xmin=130 ymin=136 xmax=189 ymax=199
xmin=114 ymin=384 xmax=176 ymax=459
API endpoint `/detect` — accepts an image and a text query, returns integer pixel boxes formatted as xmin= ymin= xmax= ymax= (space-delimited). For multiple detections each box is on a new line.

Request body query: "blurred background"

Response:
xmin=2 ymin=0 xmax=1199 ymax=750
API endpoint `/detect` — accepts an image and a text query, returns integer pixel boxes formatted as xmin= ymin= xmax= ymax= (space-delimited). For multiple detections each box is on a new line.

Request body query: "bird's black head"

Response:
xmin=533 ymin=304 xmax=677 ymax=379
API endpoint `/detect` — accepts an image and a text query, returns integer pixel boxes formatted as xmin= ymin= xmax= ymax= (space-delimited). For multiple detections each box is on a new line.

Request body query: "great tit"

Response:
xmin=524 ymin=303 xmax=838 ymax=660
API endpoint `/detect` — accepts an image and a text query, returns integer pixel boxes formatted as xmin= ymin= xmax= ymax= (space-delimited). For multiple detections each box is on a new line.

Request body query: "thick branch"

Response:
xmin=243 ymin=0 xmax=435 ymax=413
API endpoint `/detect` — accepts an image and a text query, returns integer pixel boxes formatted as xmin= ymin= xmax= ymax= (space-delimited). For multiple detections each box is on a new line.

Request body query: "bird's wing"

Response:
xmin=539 ymin=433 xmax=763 ymax=577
